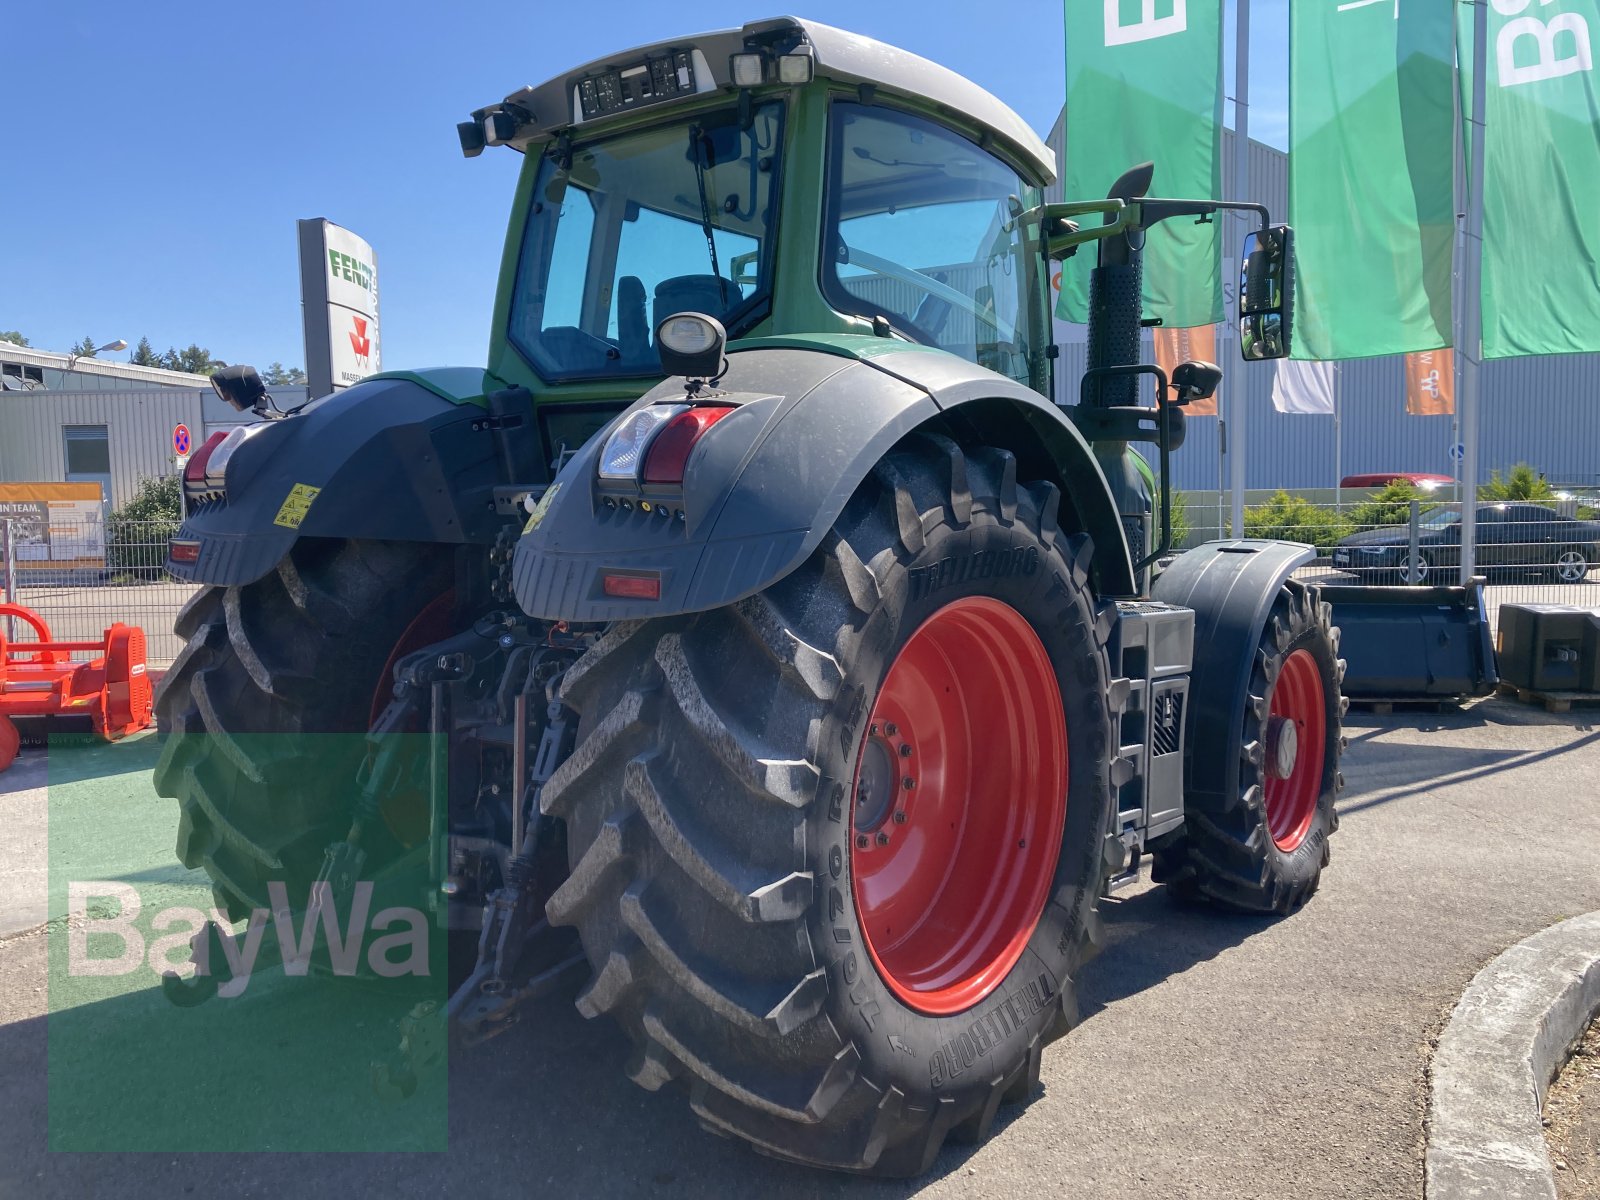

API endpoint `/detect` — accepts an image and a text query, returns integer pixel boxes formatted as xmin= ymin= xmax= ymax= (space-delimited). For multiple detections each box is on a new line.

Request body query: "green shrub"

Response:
xmin=1244 ymin=490 xmax=1351 ymax=551
xmin=107 ymin=475 xmax=182 ymax=579
xmin=1478 ymin=462 xmax=1556 ymax=503
xmin=1161 ymin=489 xmax=1194 ymax=551
xmin=1344 ymin=480 xmax=1439 ymax=531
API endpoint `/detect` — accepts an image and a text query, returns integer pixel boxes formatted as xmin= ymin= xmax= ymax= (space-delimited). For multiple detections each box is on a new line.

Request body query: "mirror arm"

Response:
xmin=1137 ymin=198 xmax=1271 ymax=232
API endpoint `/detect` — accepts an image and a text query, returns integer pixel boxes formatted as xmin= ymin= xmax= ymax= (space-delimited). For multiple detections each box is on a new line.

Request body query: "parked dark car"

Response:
xmin=1331 ymin=503 xmax=1600 ymax=584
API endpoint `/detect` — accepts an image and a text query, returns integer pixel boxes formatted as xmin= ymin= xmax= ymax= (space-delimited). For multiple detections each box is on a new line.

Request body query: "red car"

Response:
xmin=1340 ymin=473 xmax=1454 ymax=490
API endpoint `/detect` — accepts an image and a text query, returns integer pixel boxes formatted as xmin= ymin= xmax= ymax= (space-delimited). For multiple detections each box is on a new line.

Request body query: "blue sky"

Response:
xmin=0 ymin=1 xmax=1287 ymax=372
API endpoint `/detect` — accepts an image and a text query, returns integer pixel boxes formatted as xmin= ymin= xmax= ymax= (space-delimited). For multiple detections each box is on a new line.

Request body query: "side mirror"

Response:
xmin=1239 ymin=224 xmax=1295 ymax=361
xmin=210 ymin=364 xmax=267 ymax=414
xmin=1169 ymin=360 xmax=1222 ymax=406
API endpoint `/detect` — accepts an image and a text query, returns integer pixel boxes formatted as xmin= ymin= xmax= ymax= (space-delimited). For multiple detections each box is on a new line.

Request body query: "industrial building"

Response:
xmin=0 ymin=343 xmax=304 ymax=509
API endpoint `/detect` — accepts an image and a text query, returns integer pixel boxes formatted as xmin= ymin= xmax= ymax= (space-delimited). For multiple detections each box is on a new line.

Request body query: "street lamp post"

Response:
xmin=63 ymin=338 xmax=128 ymax=373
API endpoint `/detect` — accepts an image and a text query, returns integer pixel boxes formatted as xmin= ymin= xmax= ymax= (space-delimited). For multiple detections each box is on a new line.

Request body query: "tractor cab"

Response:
xmin=463 ymin=18 xmax=1065 ymax=464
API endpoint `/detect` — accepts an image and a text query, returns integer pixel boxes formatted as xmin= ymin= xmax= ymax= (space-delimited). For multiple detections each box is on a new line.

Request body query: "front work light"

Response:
xmin=598 ymin=404 xmax=688 ymax=480
xmin=777 ymin=52 xmax=814 ymax=84
xmin=730 ymin=52 xmax=765 ymax=87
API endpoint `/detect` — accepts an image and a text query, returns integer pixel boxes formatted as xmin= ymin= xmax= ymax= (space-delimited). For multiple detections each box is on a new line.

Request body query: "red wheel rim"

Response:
xmin=1262 ymin=648 xmax=1327 ymax=853
xmin=850 ymin=596 xmax=1068 ymax=1016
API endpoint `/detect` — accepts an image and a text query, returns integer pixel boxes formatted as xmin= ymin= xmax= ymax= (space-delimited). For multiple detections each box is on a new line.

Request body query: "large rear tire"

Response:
xmin=541 ymin=434 xmax=1115 ymax=1176
xmin=153 ymin=538 xmax=453 ymax=918
xmin=1153 ymin=582 xmax=1343 ymax=913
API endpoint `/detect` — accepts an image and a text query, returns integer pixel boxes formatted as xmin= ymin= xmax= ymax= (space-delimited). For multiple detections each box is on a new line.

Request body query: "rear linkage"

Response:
xmin=161 ymin=611 xmax=593 ymax=1096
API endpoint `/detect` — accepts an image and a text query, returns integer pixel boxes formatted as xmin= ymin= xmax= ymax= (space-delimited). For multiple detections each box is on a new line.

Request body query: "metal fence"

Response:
xmin=1220 ymin=493 xmax=1600 ymax=639
xmin=2 ymin=515 xmax=194 ymax=666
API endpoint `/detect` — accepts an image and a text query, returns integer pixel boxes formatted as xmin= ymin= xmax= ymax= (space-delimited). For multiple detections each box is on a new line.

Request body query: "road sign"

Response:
xmin=173 ymin=424 xmax=192 ymax=457
xmin=1449 ymin=443 xmax=1465 ymax=462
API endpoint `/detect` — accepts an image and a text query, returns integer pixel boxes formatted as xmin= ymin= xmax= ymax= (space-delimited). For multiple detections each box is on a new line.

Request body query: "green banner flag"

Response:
xmin=1059 ymin=0 xmax=1223 ymax=327
xmin=1289 ymin=1 xmax=1455 ymax=360
xmin=1477 ymin=2 xmax=1600 ymax=359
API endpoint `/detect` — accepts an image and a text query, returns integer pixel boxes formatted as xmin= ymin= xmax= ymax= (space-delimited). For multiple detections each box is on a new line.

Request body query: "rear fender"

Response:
xmin=513 ymin=345 xmax=1136 ymax=622
xmin=168 ymin=376 xmax=507 ymax=587
xmin=1149 ymin=539 xmax=1317 ymax=801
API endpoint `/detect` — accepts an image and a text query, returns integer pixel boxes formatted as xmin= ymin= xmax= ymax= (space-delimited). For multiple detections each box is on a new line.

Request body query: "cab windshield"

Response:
xmin=509 ymin=102 xmax=783 ymax=382
xmin=821 ymin=102 xmax=1048 ymax=391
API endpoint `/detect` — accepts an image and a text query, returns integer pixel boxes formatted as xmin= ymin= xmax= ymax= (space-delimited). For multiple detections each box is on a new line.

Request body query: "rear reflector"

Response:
xmin=642 ymin=406 xmax=735 ymax=485
xmin=169 ymin=539 xmax=201 ymax=563
xmin=602 ymin=573 xmax=661 ymax=600
xmin=185 ymin=431 xmax=230 ymax=484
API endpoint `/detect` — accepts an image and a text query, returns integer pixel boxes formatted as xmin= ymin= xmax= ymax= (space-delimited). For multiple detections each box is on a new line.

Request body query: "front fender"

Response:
xmin=513 ymin=344 xmax=1136 ymax=622
xmin=1150 ymin=539 xmax=1317 ymax=802
xmin=169 ymin=375 xmax=505 ymax=586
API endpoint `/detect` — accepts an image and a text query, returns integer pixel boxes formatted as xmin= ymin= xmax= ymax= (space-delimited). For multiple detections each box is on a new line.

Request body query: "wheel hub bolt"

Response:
xmin=884 ymin=722 xmax=898 ymax=736
xmin=902 ymin=776 xmax=914 ymax=790
xmin=856 ymin=834 xmax=869 ymax=849
xmin=876 ymin=831 xmax=890 ymax=846
xmin=893 ymin=810 xmax=907 ymax=824
xmin=899 ymin=744 xmax=912 ymax=758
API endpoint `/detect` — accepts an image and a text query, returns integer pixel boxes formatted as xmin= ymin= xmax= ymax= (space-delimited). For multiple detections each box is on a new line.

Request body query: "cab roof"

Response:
xmin=469 ymin=16 xmax=1056 ymax=185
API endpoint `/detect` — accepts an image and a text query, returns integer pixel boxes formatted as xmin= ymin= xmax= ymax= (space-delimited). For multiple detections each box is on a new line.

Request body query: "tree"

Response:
xmin=130 ymin=336 xmax=161 ymax=366
xmin=159 ymin=343 xmax=226 ymax=376
xmin=262 ymin=362 xmax=309 ymax=386
xmin=1243 ymin=491 xmax=1352 ymax=552
xmin=1345 ymin=480 xmax=1440 ymax=531
xmin=0 ymin=330 xmax=28 ymax=347
xmin=72 ymin=335 xmax=99 ymax=359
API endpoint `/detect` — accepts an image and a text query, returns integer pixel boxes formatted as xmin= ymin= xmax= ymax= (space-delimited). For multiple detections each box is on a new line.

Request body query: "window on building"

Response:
xmin=1 ymin=362 xmax=45 ymax=391
xmin=63 ymin=425 xmax=113 ymax=505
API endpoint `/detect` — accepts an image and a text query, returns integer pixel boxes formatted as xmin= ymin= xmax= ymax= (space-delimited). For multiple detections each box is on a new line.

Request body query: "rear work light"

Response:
xmin=641 ymin=406 xmax=735 ymax=485
xmin=602 ymin=572 xmax=662 ymax=600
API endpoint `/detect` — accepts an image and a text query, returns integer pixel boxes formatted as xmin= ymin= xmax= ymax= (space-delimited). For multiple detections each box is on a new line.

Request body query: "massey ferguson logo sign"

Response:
xmin=350 ymin=316 xmax=372 ymax=363
xmin=299 ymin=218 xmax=381 ymax=396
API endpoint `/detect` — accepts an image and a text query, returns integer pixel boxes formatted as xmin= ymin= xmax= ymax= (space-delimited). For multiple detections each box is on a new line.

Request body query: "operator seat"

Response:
xmin=652 ymin=274 xmax=738 ymax=334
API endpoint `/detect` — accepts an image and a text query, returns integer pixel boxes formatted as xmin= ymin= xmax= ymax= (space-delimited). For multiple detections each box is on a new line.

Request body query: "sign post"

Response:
xmin=298 ymin=219 xmax=381 ymax=399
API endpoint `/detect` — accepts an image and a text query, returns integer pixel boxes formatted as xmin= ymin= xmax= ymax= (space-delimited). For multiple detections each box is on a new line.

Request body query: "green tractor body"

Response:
xmin=159 ymin=17 xmax=1339 ymax=1176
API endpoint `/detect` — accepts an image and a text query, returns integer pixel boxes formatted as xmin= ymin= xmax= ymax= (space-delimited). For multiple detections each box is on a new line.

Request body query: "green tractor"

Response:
xmin=157 ymin=17 xmax=1341 ymax=1176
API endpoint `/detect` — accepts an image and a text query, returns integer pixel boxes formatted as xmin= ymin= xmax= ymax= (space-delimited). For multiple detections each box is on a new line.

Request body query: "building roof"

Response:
xmin=0 ymin=342 xmax=215 ymax=390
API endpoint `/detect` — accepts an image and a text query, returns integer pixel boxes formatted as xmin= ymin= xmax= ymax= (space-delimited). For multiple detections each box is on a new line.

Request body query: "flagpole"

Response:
xmin=1456 ymin=0 xmax=1487 ymax=582
xmin=1229 ymin=0 xmax=1251 ymax=538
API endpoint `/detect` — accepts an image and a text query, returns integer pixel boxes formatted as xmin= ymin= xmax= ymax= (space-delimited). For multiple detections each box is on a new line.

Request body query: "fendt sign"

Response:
xmin=298 ymin=218 xmax=381 ymax=397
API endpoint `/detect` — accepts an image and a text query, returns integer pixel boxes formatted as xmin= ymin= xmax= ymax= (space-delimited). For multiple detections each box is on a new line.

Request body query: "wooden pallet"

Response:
xmin=1495 ymin=682 xmax=1600 ymax=713
xmin=1348 ymin=696 xmax=1464 ymax=715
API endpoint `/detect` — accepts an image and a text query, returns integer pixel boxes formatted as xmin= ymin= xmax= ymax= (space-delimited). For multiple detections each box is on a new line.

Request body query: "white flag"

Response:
xmin=1271 ymin=358 xmax=1336 ymax=415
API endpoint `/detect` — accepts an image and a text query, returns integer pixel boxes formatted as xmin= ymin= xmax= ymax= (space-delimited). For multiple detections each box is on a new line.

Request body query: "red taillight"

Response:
xmin=641 ymin=406 xmax=735 ymax=485
xmin=169 ymin=540 xmax=201 ymax=563
xmin=602 ymin=572 xmax=662 ymax=600
xmin=185 ymin=431 xmax=229 ymax=484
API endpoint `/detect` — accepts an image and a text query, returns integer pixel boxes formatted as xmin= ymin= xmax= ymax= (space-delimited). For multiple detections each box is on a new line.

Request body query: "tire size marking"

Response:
xmin=907 ymin=546 xmax=1039 ymax=602
xmin=928 ymin=972 xmax=1054 ymax=1089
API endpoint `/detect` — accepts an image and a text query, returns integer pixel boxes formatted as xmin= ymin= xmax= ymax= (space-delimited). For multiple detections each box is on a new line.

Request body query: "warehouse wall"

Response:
xmin=0 ymin=388 xmax=298 ymax=507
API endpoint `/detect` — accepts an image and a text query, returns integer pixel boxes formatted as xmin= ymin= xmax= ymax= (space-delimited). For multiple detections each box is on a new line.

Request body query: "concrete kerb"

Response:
xmin=1426 ymin=911 xmax=1600 ymax=1200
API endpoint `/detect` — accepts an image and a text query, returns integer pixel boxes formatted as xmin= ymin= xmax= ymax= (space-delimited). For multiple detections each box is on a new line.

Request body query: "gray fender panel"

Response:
xmin=168 ymin=377 xmax=503 ymax=587
xmin=514 ymin=346 xmax=1136 ymax=622
xmin=1149 ymin=539 xmax=1315 ymax=801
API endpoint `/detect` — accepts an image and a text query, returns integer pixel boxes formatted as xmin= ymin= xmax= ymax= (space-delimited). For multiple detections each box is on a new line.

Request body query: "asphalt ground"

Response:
xmin=2 ymin=698 xmax=1599 ymax=1198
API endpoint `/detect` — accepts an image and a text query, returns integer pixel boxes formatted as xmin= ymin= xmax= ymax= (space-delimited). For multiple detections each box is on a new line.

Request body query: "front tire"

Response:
xmin=1553 ymin=546 xmax=1590 ymax=584
xmin=541 ymin=434 xmax=1114 ymax=1175
xmin=1153 ymin=582 xmax=1343 ymax=913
